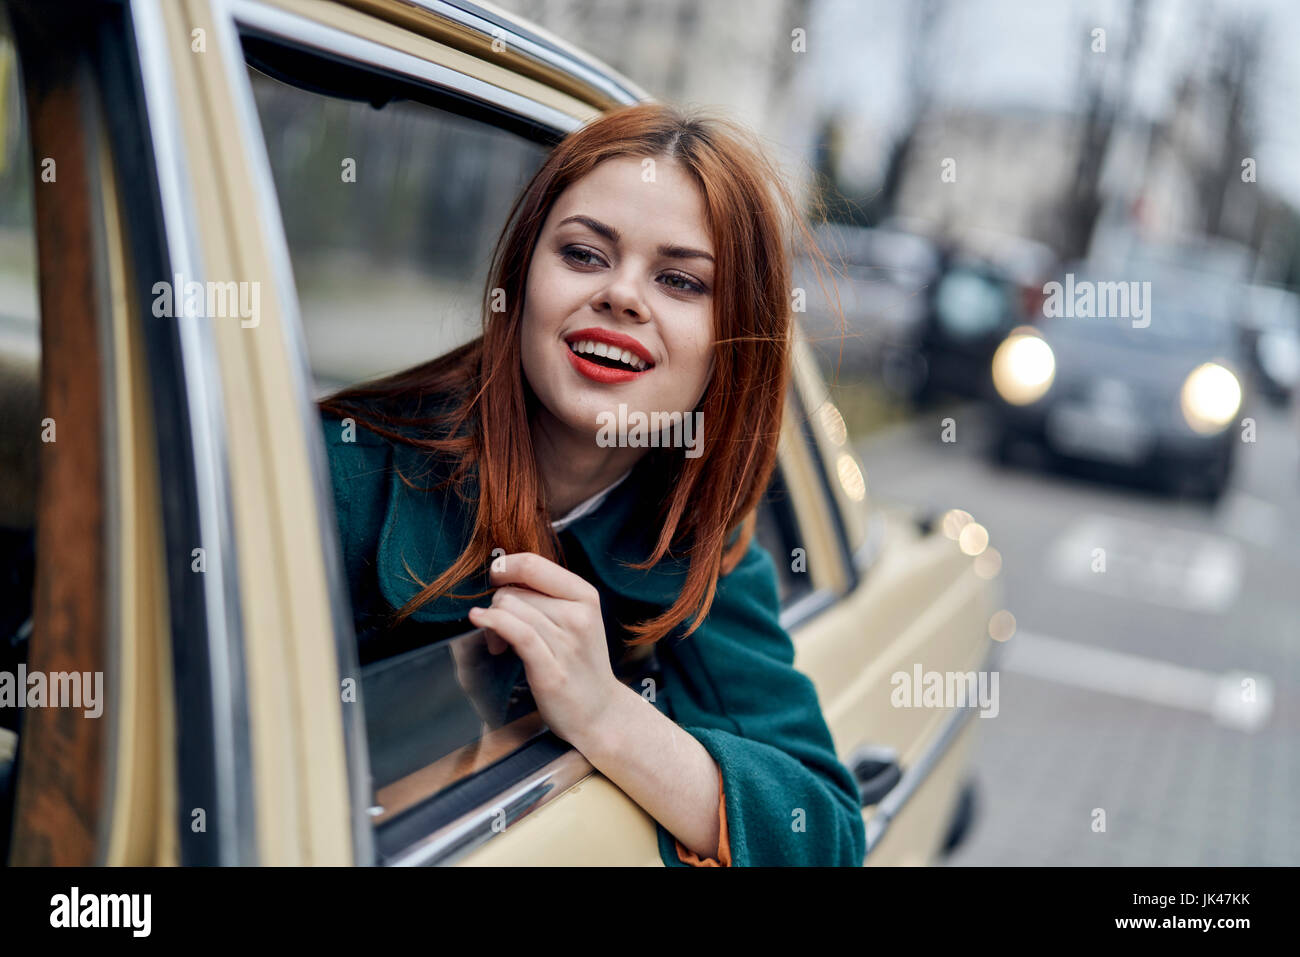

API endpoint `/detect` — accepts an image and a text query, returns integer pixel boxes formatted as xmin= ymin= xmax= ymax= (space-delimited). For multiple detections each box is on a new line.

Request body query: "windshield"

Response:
xmin=1042 ymin=271 xmax=1235 ymax=348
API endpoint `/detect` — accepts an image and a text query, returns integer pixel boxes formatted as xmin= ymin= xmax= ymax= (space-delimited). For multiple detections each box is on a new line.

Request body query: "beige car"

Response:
xmin=0 ymin=0 xmax=1001 ymax=866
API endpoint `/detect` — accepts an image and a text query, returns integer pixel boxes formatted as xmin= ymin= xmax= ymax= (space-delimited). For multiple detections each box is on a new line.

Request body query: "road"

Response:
xmin=854 ymin=397 xmax=1300 ymax=865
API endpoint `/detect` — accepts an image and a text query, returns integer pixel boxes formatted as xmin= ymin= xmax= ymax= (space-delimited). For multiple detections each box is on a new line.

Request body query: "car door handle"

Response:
xmin=849 ymin=745 xmax=903 ymax=807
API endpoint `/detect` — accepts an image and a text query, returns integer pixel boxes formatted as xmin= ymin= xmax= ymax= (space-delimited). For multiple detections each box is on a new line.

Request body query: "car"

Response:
xmin=988 ymin=261 xmax=1249 ymax=502
xmin=1236 ymin=283 xmax=1300 ymax=407
xmin=0 ymin=0 xmax=999 ymax=866
xmin=793 ymin=222 xmax=941 ymax=391
xmin=908 ymin=231 xmax=1059 ymax=405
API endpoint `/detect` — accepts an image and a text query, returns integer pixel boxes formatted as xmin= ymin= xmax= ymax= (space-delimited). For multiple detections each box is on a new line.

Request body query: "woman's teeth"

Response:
xmin=567 ymin=339 xmax=650 ymax=371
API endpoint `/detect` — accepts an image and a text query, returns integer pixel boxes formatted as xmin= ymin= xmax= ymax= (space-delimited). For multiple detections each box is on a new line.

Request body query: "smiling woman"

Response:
xmin=319 ymin=102 xmax=865 ymax=867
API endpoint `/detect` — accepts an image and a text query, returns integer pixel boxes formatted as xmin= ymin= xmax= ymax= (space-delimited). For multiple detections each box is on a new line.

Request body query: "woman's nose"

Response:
xmin=594 ymin=269 xmax=649 ymax=321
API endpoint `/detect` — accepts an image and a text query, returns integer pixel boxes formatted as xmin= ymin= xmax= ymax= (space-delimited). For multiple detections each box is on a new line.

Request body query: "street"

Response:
xmin=854 ymin=398 xmax=1300 ymax=865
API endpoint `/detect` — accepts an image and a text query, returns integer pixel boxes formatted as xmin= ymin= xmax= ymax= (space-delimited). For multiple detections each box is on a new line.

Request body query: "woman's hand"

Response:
xmin=447 ymin=631 xmax=511 ymax=735
xmin=467 ymin=551 xmax=621 ymax=750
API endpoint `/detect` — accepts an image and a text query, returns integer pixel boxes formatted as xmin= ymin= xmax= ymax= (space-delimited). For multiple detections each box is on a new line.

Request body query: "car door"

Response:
xmin=787 ymin=338 xmax=1002 ymax=864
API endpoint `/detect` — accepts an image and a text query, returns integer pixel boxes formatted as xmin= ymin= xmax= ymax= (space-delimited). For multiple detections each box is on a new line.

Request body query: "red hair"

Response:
xmin=320 ymin=102 xmax=835 ymax=645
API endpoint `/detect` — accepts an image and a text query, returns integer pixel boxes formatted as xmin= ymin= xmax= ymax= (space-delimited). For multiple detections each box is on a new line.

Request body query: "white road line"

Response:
xmin=1002 ymin=630 xmax=1273 ymax=732
xmin=1046 ymin=512 xmax=1243 ymax=613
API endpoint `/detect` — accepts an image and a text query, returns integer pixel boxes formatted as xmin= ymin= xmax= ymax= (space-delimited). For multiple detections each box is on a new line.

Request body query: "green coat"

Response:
xmin=320 ymin=403 xmax=866 ymax=867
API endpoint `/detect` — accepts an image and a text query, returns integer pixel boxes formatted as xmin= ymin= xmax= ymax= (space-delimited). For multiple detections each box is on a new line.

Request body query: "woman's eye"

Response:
xmin=561 ymin=246 xmax=704 ymax=294
xmin=562 ymin=246 xmax=602 ymax=267
xmin=660 ymin=271 xmax=706 ymax=295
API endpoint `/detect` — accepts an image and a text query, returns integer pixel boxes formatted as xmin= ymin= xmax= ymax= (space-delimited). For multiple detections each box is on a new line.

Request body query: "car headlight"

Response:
xmin=991 ymin=329 xmax=1055 ymax=405
xmin=1180 ymin=362 xmax=1241 ymax=434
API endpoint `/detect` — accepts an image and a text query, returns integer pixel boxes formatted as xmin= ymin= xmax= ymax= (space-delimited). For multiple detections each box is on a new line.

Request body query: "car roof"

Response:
xmin=333 ymin=0 xmax=649 ymax=109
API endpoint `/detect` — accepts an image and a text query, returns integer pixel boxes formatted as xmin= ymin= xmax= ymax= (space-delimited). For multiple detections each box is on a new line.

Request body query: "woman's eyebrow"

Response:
xmin=557 ymin=214 xmax=714 ymax=264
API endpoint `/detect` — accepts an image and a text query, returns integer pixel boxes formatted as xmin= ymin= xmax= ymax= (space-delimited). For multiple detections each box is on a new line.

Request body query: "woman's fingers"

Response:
xmin=488 ymin=551 xmax=599 ymax=604
xmin=468 ymin=605 xmax=559 ymax=684
xmin=492 ymin=584 xmax=583 ymax=634
xmin=490 ymin=587 xmax=559 ymax=644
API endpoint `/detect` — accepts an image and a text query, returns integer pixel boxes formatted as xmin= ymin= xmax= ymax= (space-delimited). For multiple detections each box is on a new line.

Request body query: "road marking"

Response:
xmin=1218 ymin=491 xmax=1282 ymax=548
xmin=1046 ymin=512 xmax=1242 ymax=613
xmin=1003 ymin=630 xmax=1272 ymax=732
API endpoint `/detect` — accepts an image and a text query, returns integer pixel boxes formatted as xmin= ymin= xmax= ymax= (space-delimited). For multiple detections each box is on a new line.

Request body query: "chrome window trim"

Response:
xmin=862 ymin=645 xmax=1000 ymax=857
xmin=853 ymin=510 xmax=887 ymax=577
xmin=130 ymin=0 xmax=257 ymax=864
xmin=385 ymin=749 xmax=594 ymax=866
xmin=788 ymin=382 xmax=861 ymax=596
xmin=231 ymin=0 xmax=584 ymax=135
xmin=403 ymin=0 xmax=645 ymax=105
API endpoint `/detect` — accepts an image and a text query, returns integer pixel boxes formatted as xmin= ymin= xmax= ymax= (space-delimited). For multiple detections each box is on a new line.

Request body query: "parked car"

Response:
xmin=988 ymin=262 xmax=1248 ymax=501
xmin=794 ymin=222 xmax=941 ymax=390
xmin=1 ymin=0 xmax=999 ymax=866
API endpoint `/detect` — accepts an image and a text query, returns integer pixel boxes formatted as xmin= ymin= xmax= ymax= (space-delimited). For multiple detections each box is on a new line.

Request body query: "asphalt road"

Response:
xmin=853 ymin=396 xmax=1300 ymax=865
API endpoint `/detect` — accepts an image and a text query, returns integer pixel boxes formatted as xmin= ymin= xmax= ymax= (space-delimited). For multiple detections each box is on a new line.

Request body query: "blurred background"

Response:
xmin=2 ymin=0 xmax=1297 ymax=864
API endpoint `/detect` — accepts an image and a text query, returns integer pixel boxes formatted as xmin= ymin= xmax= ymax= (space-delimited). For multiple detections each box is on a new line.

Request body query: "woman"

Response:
xmin=319 ymin=102 xmax=864 ymax=867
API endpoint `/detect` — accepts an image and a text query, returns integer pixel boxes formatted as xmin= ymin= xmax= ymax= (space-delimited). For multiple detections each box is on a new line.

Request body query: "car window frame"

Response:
xmin=791 ymin=335 xmax=885 ymax=581
xmin=777 ymin=374 xmax=860 ymax=627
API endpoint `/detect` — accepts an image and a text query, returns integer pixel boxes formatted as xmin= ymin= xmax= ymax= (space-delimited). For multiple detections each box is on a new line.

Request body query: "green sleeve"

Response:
xmin=318 ymin=409 xmax=392 ymax=615
xmin=654 ymin=538 xmax=866 ymax=867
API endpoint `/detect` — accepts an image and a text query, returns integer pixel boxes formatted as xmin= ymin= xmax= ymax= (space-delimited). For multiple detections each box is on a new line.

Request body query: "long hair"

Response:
xmin=320 ymin=102 xmax=836 ymax=646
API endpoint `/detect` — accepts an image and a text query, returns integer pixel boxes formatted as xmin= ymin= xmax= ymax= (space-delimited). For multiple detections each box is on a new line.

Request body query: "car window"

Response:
xmin=935 ymin=267 xmax=1010 ymax=338
xmin=245 ymin=50 xmax=551 ymax=395
xmin=754 ymin=461 xmax=815 ymax=610
xmin=0 ymin=12 xmax=39 ymax=864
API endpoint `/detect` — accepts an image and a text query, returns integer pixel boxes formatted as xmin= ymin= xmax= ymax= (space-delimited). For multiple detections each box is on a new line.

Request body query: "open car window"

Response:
xmin=244 ymin=41 xmax=552 ymax=395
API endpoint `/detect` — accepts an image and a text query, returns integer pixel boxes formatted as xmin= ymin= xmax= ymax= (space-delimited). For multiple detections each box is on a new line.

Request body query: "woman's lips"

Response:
xmin=565 ymin=345 xmax=650 ymax=384
xmin=565 ymin=326 xmax=654 ymax=366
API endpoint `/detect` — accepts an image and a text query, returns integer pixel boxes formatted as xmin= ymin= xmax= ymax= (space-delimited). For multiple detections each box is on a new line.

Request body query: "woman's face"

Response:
xmin=519 ymin=154 xmax=716 ymax=451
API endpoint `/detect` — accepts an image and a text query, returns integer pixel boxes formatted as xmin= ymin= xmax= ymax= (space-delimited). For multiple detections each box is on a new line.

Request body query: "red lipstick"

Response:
xmin=565 ymin=347 xmax=647 ymax=383
xmin=563 ymin=326 xmax=655 ymax=384
xmin=564 ymin=327 xmax=655 ymax=366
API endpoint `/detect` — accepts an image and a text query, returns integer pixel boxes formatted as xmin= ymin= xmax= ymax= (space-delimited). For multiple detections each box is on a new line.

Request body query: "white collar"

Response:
xmin=550 ymin=468 xmax=633 ymax=532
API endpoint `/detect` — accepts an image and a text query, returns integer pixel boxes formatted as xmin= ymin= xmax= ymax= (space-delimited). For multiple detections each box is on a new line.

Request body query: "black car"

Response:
xmin=905 ymin=234 xmax=1058 ymax=405
xmin=911 ymin=255 xmax=1023 ymax=403
xmin=988 ymin=266 xmax=1247 ymax=501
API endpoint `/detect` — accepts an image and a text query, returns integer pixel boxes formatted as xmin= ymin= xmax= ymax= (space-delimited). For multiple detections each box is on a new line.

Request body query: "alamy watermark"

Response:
xmin=891 ymin=664 xmax=999 ymax=718
xmin=596 ymin=404 xmax=704 ymax=458
xmin=50 ymin=887 xmax=150 ymax=936
xmin=152 ymin=273 xmax=260 ymax=328
xmin=0 ymin=667 xmax=103 ymax=718
xmin=1043 ymin=272 xmax=1151 ymax=328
